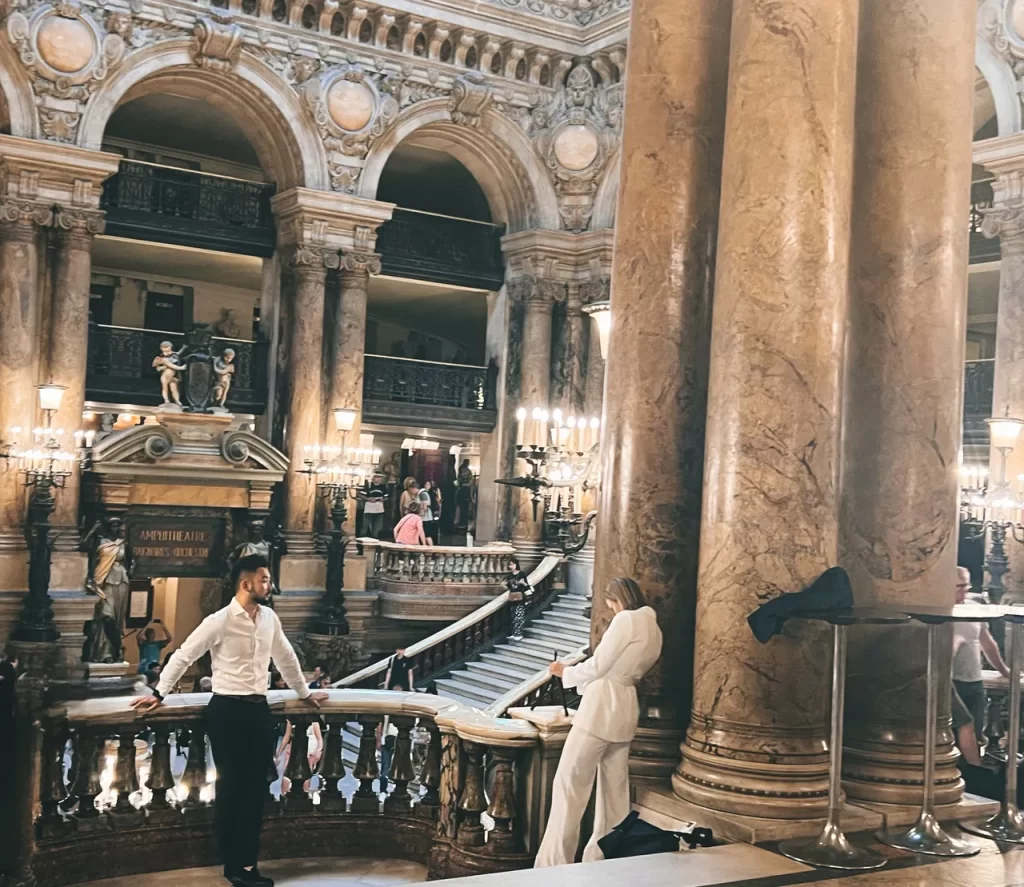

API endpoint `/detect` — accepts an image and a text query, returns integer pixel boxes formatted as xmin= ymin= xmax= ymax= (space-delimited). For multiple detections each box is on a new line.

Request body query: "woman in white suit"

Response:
xmin=535 ymin=577 xmax=663 ymax=867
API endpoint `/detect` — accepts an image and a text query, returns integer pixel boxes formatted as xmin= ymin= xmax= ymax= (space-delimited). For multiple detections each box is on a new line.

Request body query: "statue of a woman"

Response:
xmin=82 ymin=517 xmax=132 ymax=663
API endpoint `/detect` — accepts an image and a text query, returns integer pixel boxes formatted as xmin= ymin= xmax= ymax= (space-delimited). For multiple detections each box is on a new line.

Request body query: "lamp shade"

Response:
xmin=583 ymin=300 xmax=611 ymax=359
xmin=987 ymin=413 xmax=1024 ymax=449
xmin=333 ymin=408 xmax=357 ymax=432
xmin=37 ymin=384 xmax=66 ymax=412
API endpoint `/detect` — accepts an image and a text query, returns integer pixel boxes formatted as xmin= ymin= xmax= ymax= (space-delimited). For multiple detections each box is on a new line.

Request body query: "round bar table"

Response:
xmin=962 ymin=605 xmax=1024 ymax=843
xmin=876 ymin=604 xmax=991 ymax=858
xmin=777 ymin=607 xmax=909 ymax=871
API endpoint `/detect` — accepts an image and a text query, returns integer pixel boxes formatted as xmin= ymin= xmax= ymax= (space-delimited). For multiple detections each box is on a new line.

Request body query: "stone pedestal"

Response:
xmin=839 ymin=0 xmax=976 ymax=806
xmin=676 ymin=0 xmax=858 ymax=817
xmin=592 ymin=0 xmax=731 ymax=779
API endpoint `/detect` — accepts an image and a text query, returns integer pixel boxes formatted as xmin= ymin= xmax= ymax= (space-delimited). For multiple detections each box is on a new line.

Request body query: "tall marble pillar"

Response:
xmin=282 ymin=251 xmax=332 ymax=544
xmin=48 ymin=218 xmax=104 ymax=533
xmin=976 ymin=142 xmax=1024 ymax=602
xmin=839 ymin=0 xmax=975 ymax=806
xmin=0 ymin=205 xmax=48 ymax=540
xmin=591 ymin=0 xmax=732 ymax=779
xmin=551 ymin=284 xmax=586 ymax=415
xmin=328 ymin=251 xmax=380 ymax=532
xmin=675 ymin=0 xmax=858 ymax=816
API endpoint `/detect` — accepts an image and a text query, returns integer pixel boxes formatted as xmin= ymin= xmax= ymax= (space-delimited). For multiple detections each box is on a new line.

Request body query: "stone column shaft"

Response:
xmin=592 ymin=0 xmax=732 ymax=779
xmin=282 ymin=253 xmax=330 ymax=541
xmin=0 ymin=213 xmax=45 ymax=538
xmin=676 ymin=0 xmax=858 ymax=817
xmin=583 ymin=317 xmax=605 ymax=421
xmin=839 ymin=0 xmax=975 ymax=806
xmin=552 ymin=286 xmax=586 ymax=415
xmin=48 ymin=222 xmax=102 ymax=533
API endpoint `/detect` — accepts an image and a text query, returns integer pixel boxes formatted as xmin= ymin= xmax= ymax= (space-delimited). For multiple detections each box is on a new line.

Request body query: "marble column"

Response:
xmin=0 ymin=204 xmax=48 ymax=541
xmin=509 ymin=278 xmax=557 ymax=561
xmin=839 ymin=0 xmax=975 ymax=807
xmin=328 ymin=251 xmax=380 ymax=533
xmin=675 ymin=0 xmax=858 ymax=817
xmin=591 ymin=0 xmax=731 ymax=779
xmin=48 ymin=218 xmax=104 ymax=534
xmin=551 ymin=284 xmax=586 ymax=415
xmin=282 ymin=250 xmax=332 ymax=545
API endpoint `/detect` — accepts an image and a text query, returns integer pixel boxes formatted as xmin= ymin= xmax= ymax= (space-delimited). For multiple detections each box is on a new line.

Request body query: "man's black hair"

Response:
xmin=231 ymin=553 xmax=271 ymax=590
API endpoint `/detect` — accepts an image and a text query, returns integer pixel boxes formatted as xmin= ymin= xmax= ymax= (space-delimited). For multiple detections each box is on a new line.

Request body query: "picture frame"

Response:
xmin=127 ymin=578 xmax=153 ymax=629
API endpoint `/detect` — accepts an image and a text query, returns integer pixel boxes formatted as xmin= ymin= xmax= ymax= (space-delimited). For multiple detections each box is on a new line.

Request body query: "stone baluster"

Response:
xmin=147 ymin=726 xmax=178 ymax=823
xmin=383 ymin=717 xmax=415 ymax=814
xmin=351 ymin=715 xmax=382 ymax=813
xmin=71 ymin=730 xmax=104 ymax=823
xmin=484 ymin=747 xmax=519 ymax=853
xmin=38 ymin=721 xmax=67 ymax=832
xmin=456 ymin=741 xmax=486 ymax=847
xmin=284 ymin=716 xmax=314 ymax=811
xmin=418 ymin=724 xmax=442 ymax=820
xmin=319 ymin=717 xmax=348 ymax=812
xmin=179 ymin=725 xmax=209 ymax=811
xmin=112 ymin=727 xmax=143 ymax=824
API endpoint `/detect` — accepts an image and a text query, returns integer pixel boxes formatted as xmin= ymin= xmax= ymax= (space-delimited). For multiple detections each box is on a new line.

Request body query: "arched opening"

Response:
xmin=378 ymin=144 xmax=491 ymax=223
xmin=974 ymin=67 xmax=998 ymax=142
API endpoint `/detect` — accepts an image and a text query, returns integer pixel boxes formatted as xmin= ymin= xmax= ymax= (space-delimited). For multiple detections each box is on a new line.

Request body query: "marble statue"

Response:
xmin=152 ymin=341 xmax=186 ymax=407
xmin=225 ymin=519 xmax=280 ymax=605
xmin=81 ymin=517 xmax=132 ymax=663
xmin=382 ymin=451 xmax=401 ymax=485
xmin=215 ymin=307 xmax=241 ymax=339
xmin=213 ymin=348 xmax=236 ymax=408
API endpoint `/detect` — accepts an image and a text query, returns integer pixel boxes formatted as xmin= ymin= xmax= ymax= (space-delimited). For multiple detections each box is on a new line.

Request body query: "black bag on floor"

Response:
xmin=597 ymin=810 xmax=714 ymax=859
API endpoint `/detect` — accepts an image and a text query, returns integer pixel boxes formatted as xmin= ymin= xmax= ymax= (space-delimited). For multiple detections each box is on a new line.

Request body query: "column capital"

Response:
xmin=0 ymin=196 xmax=52 ymax=230
xmin=53 ymin=207 xmax=106 ymax=239
xmin=507 ymin=274 xmax=564 ymax=310
xmin=285 ymin=244 xmax=338 ymax=272
xmin=272 ymin=187 xmax=394 ymax=255
xmin=340 ymin=249 xmax=382 ymax=276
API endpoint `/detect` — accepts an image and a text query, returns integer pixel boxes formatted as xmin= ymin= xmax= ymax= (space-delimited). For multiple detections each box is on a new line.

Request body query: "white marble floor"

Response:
xmin=68 ymin=857 xmax=429 ymax=887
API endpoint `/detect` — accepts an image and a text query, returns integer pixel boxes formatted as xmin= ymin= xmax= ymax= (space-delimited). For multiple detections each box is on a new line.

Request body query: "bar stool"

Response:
xmin=962 ymin=606 xmax=1024 ymax=843
xmin=876 ymin=604 xmax=988 ymax=857
xmin=777 ymin=607 xmax=908 ymax=871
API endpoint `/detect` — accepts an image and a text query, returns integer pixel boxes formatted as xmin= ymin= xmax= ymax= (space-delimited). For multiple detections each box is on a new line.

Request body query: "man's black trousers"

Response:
xmin=206 ymin=695 xmax=276 ymax=871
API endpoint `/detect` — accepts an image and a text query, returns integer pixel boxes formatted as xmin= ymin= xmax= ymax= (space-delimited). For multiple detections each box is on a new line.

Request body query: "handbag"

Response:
xmin=597 ymin=810 xmax=713 ymax=859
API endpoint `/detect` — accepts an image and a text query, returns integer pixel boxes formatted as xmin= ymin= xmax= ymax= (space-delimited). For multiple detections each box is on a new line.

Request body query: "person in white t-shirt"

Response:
xmin=362 ymin=471 xmax=388 ymax=539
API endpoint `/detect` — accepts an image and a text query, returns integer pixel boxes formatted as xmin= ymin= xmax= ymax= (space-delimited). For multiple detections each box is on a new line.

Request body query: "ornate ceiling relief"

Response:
xmin=481 ymin=0 xmax=629 ymax=26
xmin=527 ymin=63 xmax=621 ymax=232
xmin=5 ymin=0 xmax=125 ymax=142
xmin=981 ymin=0 xmax=1024 ymax=82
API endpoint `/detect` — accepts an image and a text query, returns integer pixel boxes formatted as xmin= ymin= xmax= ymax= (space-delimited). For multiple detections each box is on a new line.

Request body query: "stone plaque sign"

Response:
xmin=129 ymin=518 xmax=225 ymax=578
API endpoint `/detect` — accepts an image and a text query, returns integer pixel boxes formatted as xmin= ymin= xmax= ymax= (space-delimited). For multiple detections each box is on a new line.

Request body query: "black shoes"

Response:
xmin=224 ymin=866 xmax=274 ymax=887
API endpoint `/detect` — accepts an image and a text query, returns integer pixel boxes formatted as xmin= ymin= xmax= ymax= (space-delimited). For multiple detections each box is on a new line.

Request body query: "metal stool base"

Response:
xmin=778 ymin=823 xmax=887 ymax=871
xmin=877 ymin=812 xmax=980 ymax=857
xmin=961 ymin=806 xmax=1024 ymax=844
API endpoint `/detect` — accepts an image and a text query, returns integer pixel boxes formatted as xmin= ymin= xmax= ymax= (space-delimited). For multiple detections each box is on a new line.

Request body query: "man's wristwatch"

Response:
xmin=151 ymin=689 xmax=164 ymax=702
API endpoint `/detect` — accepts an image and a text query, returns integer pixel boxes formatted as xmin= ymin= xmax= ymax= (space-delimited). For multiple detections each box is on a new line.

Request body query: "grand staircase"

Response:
xmin=433 ymin=589 xmax=590 ymax=709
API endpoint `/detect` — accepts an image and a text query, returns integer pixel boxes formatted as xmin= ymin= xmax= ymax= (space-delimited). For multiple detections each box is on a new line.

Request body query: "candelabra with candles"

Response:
xmin=960 ymin=409 xmax=1024 ymax=603
xmin=495 ymin=406 xmax=602 ymax=552
xmin=0 ymin=384 xmax=86 ymax=643
xmin=296 ymin=408 xmax=381 ymax=635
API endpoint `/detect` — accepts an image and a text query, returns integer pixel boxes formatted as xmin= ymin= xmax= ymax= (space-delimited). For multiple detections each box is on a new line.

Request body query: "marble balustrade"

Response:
xmin=19 ymin=691 xmax=565 ymax=887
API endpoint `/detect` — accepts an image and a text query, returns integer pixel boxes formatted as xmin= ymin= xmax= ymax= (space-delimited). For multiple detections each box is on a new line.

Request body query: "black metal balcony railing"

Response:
xmin=963 ymin=358 xmax=995 ymax=458
xmin=362 ymin=354 xmax=498 ymax=433
xmin=970 ymin=179 xmax=1000 ymax=265
xmin=101 ymin=160 xmax=277 ymax=257
xmin=376 ymin=208 xmax=505 ymax=290
xmin=86 ymin=323 xmax=269 ymax=414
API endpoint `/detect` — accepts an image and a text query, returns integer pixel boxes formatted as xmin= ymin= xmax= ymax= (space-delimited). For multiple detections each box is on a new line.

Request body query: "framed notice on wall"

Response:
xmin=127 ymin=579 xmax=153 ymax=629
xmin=127 ymin=516 xmax=226 ymax=578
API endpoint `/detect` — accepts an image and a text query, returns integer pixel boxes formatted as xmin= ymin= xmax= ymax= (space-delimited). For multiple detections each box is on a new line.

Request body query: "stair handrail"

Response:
xmin=485 ymin=647 xmax=588 ymax=716
xmin=335 ymin=554 xmax=562 ymax=689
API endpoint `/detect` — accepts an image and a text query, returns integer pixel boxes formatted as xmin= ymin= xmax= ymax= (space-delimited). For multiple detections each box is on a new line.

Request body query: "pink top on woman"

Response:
xmin=394 ymin=513 xmax=425 ymax=545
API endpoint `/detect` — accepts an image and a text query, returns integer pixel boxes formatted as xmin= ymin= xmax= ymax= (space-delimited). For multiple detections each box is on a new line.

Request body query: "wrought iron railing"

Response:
xmin=376 ymin=208 xmax=505 ymax=290
xmin=362 ymin=355 xmax=498 ymax=432
xmin=102 ymin=160 xmax=276 ymax=257
xmin=86 ymin=323 xmax=268 ymax=413
xmin=963 ymin=358 xmax=995 ymax=459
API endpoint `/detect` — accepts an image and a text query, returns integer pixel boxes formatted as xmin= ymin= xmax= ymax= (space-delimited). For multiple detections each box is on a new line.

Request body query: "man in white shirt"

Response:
xmin=131 ymin=555 xmax=326 ymax=887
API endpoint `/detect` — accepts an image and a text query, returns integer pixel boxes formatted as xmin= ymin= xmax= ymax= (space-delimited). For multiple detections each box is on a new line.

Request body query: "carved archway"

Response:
xmin=976 ymin=36 xmax=1021 ymax=136
xmin=361 ymin=98 xmax=560 ymax=232
xmin=0 ymin=37 xmax=38 ymax=138
xmin=78 ymin=41 xmax=327 ymax=190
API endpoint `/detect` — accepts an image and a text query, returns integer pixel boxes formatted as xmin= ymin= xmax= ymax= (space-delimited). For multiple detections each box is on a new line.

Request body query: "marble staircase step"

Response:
xmin=446 ymin=668 xmax=519 ymax=694
xmin=463 ymin=659 xmax=536 ymax=682
xmin=524 ymin=626 xmax=589 ymax=648
xmin=434 ymin=678 xmax=494 ymax=707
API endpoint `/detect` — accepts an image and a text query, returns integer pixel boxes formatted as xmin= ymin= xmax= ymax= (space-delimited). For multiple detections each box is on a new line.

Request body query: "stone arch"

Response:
xmin=361 ymin=98 xmax=560 ymax=232
xmin=0 ymin=38 xmax=38 ymax=137
xmin=78 ymin=41 xmax=327 ymax=190
xmin=976 ymin=35 xmax=1020 ymax=136
xmin=591 ymin=148 xmax=620 ymax=230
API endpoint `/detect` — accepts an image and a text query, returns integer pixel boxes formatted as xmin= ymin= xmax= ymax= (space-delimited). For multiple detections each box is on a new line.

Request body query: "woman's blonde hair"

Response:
xmin=605 ymin=577 xmax=646 ymax=611
xmin=403 ymin=477 xmax=417 ymax=491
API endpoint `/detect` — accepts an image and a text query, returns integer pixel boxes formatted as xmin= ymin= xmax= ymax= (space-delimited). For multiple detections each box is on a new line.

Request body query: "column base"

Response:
xmin=675 ymin=723 xmax=830 ymax=819
xmin=842 ymin=730 xmax=963 ymax=807
xmin=630 ymin=701 xmax=684 ymax=781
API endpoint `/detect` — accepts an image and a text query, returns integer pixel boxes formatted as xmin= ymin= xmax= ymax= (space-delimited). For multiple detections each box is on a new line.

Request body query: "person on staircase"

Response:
xmin=505 ymin=556 xmax=533 ymax=640
xmin=535 ymin=577 xmax=662 ymax=868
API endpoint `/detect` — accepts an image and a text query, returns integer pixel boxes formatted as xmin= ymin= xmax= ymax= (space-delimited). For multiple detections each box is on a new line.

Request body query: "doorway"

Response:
xmin=145 ymin=291 xmax=186 ymax=332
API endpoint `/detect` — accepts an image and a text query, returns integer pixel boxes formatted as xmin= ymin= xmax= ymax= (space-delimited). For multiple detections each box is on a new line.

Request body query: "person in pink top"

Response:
xmin=393 ymin=500 xmax=431 ymax=546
